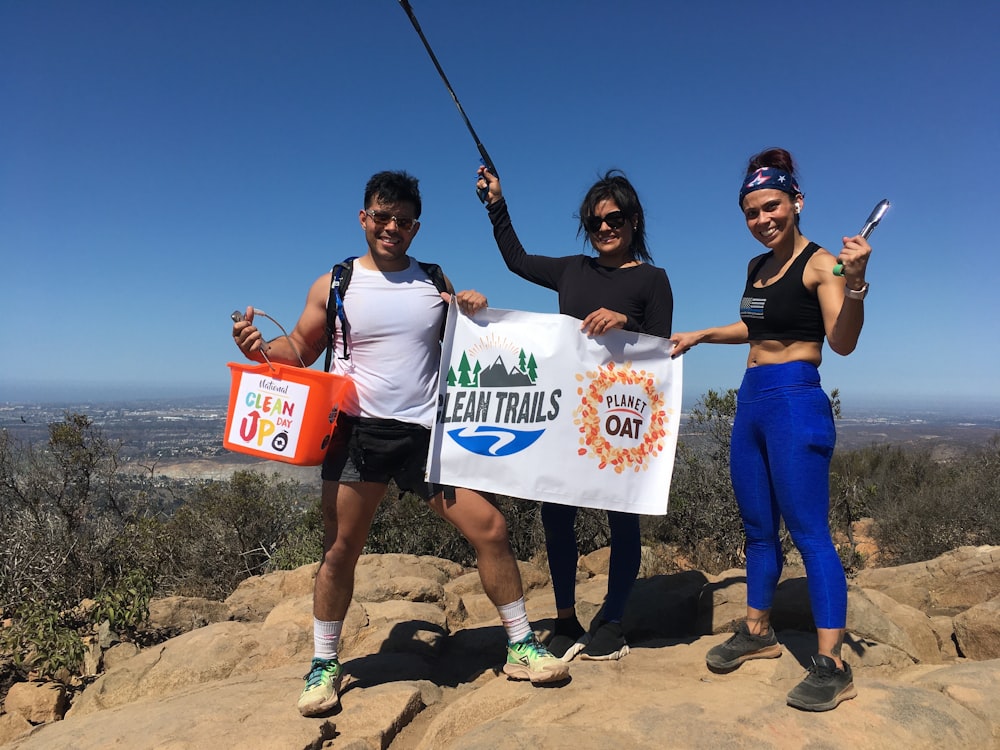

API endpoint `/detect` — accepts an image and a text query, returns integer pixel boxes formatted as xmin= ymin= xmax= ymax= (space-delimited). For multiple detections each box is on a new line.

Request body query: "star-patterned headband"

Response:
xmin=739 ymin=167 xmax=802 ymax=205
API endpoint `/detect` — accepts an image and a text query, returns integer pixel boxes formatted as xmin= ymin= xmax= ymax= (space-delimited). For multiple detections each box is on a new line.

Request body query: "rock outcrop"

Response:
xmin=2 ymin=545 xmax=1000 ymax=749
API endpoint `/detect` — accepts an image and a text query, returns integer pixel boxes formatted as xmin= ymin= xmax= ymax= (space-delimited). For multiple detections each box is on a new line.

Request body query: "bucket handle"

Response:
xmin=232 ymin=310 xmax=307 ymax=371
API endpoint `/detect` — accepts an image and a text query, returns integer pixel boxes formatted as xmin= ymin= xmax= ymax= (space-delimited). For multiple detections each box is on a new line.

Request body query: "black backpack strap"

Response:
xmin=416 ymin=261 xmax=453 ymax=295
xmin=324 ymin=256 xmax=357 ymax=371
xmin=323 ymin=258 xmax=451 ymax=371
xmin=417 ymin=261 xmax=453 ymax=340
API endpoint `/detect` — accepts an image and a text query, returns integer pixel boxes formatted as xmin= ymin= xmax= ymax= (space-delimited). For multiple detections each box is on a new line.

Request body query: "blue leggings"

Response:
xmin=542 ymin=503 xmax=640 ymax=623
xmin=729 ymin=361 xmax=846 ymax=629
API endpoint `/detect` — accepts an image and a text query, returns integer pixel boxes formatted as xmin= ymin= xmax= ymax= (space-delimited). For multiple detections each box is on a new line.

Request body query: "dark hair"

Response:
xmin=364 ymin=171 xmax=422 ymax=218
xmin=745 ymin=147 xmax=799 ymax=179
xmin=577 ymin=170 xmax=651 ymax=262
xmin=744 ymin=147 xmax=802 ymax=225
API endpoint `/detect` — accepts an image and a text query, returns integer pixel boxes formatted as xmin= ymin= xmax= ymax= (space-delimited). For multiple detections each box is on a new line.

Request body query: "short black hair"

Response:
xmin=364 ymin=171 xmax=422 ymax=218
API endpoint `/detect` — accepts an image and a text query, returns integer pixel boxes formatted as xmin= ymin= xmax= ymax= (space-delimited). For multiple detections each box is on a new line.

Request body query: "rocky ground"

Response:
xmin=2 ymin=545 xmax=1000 ymax=749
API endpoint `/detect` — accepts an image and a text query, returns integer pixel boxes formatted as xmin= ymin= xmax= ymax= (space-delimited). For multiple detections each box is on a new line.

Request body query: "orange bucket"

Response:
xmin=223 ymin=361 xmax=352 ymax=466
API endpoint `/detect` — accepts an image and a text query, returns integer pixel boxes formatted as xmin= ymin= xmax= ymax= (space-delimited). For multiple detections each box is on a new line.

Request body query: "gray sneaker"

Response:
xmin=786 ymin=655 xmax=857 ymax=711
xmin=705 ymin=621 xmax=781 ymax=672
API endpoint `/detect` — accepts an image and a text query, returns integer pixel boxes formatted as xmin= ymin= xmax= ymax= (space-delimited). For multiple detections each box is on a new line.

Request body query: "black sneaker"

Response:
xmin=786 ymin=655 xmax=857 ymax=711
xmin=705 ymin=620 xmax=782 ymax=672
xmin=547 ymin=616 xmax=587 ymax=662
xmin=579 ymin=620 xmax=630 ymax=661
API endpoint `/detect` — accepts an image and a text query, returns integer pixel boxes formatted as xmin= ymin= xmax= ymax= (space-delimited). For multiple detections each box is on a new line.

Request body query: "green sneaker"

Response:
xmin=503 ymin=634 xmax=570 ymax=683
xmin=297 ymin=657 xmax=344 ymax=717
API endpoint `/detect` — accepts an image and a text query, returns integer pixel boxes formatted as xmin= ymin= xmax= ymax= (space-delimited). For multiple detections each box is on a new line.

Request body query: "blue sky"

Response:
xmin=3 ymin=1 xmax=999 ymax=413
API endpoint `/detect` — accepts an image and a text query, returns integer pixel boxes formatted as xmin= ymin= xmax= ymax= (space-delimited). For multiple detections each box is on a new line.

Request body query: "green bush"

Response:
xmin=644 ymin=389 xmax=753 ymax=573
xmin=365 ymin=486 xmax=477 ymax=564
xmin=0 ymin=600 xmax=86 ymax=681
xmin=359 ymin=488 xmax=455 ymax=565
xmin=0 ymin=414 xmax=141 ymax=613
xmin=266 ymin=485 xmax=607 ymax=573
xmin=267 ymin=498 xmax=323 ymax=572
xmin=362 ymin=487 xmax=607 ymax=569
xmin=0 ymin=417 xmax=319 ymax=681
xmin=157 ymin=470 xmax=311 ymax=599
xmin=832 ymin=438 xmax=1000 ymax=564
xmin=91 ymin=569 xmax=154 ymax=636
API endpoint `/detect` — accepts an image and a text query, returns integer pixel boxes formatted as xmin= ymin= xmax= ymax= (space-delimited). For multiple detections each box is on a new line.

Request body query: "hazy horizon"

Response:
xmin=4 ymin=380 xmax=1000 ymax=422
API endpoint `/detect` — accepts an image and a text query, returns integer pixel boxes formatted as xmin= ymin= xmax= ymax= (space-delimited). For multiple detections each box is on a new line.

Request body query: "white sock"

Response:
xmin=313 ymin=618 xmax=343 ymax=661
xmin=497 ymin=598 xmax=531 ymax=644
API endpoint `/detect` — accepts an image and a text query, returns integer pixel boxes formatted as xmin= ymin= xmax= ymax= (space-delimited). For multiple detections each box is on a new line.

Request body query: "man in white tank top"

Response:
xmin=233 ymin=171 xmax=569 ymax=717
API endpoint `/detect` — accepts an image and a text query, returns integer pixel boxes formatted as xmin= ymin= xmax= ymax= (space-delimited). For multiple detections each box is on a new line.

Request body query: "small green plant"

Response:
xmin=91 ymin=569 xmax=154 ymax=636
xmin=837 ymin=544 xmax=865 ymax=577
xmin=1 ymin=601 xmax=86 ymax=680
xmin=829 ymin=387 xmax=842 ymax=419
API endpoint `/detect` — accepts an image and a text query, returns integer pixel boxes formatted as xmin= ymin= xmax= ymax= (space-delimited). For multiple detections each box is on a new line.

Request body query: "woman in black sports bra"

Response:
xmin=670 ymin=147 xmax=873 ymax=712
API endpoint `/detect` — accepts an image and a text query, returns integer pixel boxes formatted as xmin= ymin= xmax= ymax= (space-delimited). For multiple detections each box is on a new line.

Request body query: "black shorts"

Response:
xmin=321 ymin=416 xmax=444 ymax=500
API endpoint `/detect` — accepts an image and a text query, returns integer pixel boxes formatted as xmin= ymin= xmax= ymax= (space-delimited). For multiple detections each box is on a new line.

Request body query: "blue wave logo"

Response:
xmin=446 ymin=426 xmax=544 ymax=457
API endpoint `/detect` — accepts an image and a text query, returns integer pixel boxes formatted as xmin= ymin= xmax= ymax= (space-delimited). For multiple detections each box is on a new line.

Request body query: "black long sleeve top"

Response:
xmin=487 ymin=197 xmax=673 ymax=337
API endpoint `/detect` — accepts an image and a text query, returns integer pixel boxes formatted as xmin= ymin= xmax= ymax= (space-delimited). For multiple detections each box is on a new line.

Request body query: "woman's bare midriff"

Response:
xmin=747 ymin=339 xmax=822 ymax=368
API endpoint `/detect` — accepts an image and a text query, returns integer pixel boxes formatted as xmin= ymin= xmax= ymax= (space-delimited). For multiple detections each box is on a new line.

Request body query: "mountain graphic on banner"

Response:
xmin=478 ymin=356 xmax=533 ymax=387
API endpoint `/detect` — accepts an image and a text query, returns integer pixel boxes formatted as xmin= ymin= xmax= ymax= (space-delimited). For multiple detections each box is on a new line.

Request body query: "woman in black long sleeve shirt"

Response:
xmin=477 ymin=166 xmax=673 ymax=661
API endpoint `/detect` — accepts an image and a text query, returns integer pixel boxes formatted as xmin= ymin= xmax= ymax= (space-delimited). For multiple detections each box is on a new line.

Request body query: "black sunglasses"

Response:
xmin=584 ymin=210 xmax=627 ymax=234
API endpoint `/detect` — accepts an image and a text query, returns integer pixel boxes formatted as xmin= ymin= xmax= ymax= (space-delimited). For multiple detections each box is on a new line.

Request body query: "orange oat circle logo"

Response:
xmin=573 ymin=361 xmax=670 ymax=473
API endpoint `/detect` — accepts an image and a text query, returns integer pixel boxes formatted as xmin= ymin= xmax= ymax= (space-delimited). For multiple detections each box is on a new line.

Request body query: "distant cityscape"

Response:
xmin=1 ymin=396 xmax=998 ymax=483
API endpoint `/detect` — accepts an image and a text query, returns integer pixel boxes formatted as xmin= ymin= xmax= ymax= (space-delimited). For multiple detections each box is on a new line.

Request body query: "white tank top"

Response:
xmin=329 ymin=258 xmax=445 ymax=426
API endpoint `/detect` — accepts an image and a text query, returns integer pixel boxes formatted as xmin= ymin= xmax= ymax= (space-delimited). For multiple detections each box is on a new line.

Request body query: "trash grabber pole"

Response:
xmin=397 ymin=0 xmax=498 ymax=202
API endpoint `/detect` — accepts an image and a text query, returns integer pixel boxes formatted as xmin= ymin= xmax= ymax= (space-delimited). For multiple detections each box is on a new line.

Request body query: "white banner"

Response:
xmin=427 ymin=304 xmax=682 ymax=515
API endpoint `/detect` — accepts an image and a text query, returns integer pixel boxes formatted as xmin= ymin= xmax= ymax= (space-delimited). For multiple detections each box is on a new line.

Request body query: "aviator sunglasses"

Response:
xmin=365 ymin=209 xmax=418 ymax=231
xmin=584 ymin=210 xmax=628 ymax=234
